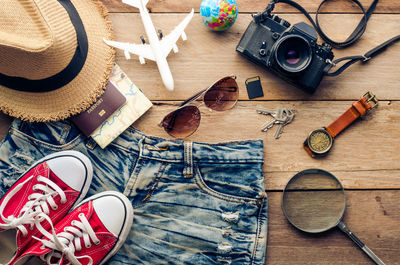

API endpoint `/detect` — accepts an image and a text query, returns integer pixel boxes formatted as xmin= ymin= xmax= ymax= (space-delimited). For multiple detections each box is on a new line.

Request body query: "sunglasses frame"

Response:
xmin=159 ymin=75 xmax=239 ymax=138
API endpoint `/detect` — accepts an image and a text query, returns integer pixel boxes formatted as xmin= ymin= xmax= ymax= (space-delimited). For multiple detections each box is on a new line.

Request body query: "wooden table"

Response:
xmin=1 ymin=0 xmax=399 ymax=264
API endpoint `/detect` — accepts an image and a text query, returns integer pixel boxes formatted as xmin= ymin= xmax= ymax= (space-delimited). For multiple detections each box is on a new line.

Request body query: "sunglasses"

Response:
xmin=159 ymin=76 xmax=239 ymax=138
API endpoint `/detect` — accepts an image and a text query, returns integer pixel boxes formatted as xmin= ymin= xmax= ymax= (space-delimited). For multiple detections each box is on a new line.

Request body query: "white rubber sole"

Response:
xmin=16 ymin=150 xmax=93 ymax=210
xmin=74 ymin=191 xmax=134 ymax=265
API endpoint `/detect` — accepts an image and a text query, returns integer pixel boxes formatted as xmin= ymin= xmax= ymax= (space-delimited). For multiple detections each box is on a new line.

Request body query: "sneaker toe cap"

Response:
xmin=93 ymin=194 xmax=129 ymax=236
xmin=47 ymin=152 xmax=92 ymax=191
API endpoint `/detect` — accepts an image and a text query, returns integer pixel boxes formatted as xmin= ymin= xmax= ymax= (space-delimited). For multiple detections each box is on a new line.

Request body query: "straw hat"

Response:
xmin=0 ymin=0 xmax=115 ymax=122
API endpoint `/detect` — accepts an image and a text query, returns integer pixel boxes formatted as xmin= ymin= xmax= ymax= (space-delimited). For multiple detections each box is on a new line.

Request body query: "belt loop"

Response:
xmin=59 ymin=123 xmax=71 ymax=145
xmin=138 ymin=136 xmax=146 ymax=157
xmin=85 ymin=137 xmax=97 ymax=150
xmin=19 ymin=120 xmax=28 ymax=132
xmin=183 ymin=141 xmax=193 ymax=178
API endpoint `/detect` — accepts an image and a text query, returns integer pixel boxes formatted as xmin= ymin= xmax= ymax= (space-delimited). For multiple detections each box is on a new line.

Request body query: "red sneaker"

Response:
xmin=0 ymin=151 xmax=93 ymax=264
xmin=13 ymin=191 xmax=133 ymax=265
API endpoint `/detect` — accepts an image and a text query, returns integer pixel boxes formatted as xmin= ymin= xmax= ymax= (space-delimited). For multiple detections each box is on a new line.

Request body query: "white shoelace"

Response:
xmin=33 ymin=212 xmax=100 ymax=265
xmin=0 ymin=175 xmax=67 ymax=236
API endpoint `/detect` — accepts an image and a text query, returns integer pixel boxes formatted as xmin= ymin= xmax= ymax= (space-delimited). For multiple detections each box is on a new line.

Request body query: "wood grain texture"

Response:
xmin=109 ymin=13 xmax=400 ymax=100
xmin=102 ymin=0 xmax=400 ymax=14
xmin=267 ymin=190 xmax=400 ymax=264
xmin=1 ymin=2 xmax=399 ymax=264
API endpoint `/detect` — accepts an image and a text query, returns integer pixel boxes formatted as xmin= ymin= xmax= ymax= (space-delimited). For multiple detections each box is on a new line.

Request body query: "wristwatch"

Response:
xmin=304 ymin=91 xmax=378 ymax=158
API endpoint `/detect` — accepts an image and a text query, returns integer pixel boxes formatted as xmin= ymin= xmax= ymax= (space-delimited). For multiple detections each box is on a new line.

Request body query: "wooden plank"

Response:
xmin=109 ymin=13 xmax=400 ymax=100
xmin=102 ymin=0 xmax=400 ymax=14
xmin=1 ymin=100 xmax=399 ymax=190
xmin=266 ymin=190 xmax=400 ymax=264
xmin=267 ymin=170 xmax=400 ymax=191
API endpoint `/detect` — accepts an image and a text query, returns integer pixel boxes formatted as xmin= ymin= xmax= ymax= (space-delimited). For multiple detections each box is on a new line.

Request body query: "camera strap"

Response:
xmin=262 ymin=0 xmax=400 ymax=76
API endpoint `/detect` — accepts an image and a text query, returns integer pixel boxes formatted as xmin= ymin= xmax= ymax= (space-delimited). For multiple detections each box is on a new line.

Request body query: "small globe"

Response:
xmin=200 ymin=0 xmax=238 ymax=31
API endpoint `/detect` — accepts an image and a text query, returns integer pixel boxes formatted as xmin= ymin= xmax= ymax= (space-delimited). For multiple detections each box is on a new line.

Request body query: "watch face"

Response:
xmin=307 ymin=129 xmax=333 ymax=154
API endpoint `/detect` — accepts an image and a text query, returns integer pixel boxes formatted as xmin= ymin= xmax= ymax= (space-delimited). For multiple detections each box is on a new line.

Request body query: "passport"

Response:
xmin=71 ymin=82 xmax=126 ymax=136
xmin=90 ymin=64 xmax=153 ymax=149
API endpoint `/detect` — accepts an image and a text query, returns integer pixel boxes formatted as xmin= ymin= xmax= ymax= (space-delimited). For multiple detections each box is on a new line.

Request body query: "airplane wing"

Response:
xmin=160 ymin=9 xmax=194 ymax=57
xmin=103 ymin=38 xmax=155 ymax=61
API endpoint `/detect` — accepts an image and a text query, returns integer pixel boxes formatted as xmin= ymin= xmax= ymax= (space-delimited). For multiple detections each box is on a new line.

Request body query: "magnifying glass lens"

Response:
xmin=282 ymin=169 xmax=386 ymax=265
xmin=282 ymin=170 xmax=345 ymax=233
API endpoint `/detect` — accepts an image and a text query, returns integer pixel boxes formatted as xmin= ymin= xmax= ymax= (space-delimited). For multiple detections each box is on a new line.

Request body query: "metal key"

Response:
xmin=272 ymin=108 xmax=284 ymax=120
xmin=256 ymin=107 xmax=278 ymax=116
xmin=257 ymin=107 xmax=280 ymax=131
xmin=261 ymin=118 xmax=278 ymax=132
xmin=274 ymin=120 xmax=286 ymax=139
xmin=261 ymin=108 xmax=287 ymax=132
xmin=274 ymin=110 xmax=295 ymax=139
xmin=273 ymin=110 xmax=288 ymax=138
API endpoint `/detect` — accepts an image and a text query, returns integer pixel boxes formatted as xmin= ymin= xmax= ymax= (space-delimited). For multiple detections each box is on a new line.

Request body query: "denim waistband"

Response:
xmin=9 ymin=119 xmax=264 ymax=164
xmin=115 ymin=127 xmax=264 ymax=163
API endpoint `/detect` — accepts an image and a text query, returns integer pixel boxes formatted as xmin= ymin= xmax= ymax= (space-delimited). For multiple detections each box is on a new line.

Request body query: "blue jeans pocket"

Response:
xmin=194 ymin=162 xmax=265 ymax=204
xmin=9 ymin=120 xmax=83 ymax=151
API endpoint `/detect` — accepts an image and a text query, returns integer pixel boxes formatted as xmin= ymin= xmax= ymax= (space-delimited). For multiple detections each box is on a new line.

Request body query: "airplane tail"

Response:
xmin=122 ymin=0 xmax=149 ymax=9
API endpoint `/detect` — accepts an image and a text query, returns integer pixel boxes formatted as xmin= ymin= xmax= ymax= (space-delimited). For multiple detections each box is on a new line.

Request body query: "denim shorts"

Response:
xmin=0 ymin=119 xmax=268 ymax=265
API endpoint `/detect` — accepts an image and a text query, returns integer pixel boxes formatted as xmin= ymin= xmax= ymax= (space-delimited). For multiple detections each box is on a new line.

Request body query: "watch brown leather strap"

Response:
xmin=303 ymin=144 xmax=314 ymax=157
xmin=325 ymin=92 xmax=378 ymax=138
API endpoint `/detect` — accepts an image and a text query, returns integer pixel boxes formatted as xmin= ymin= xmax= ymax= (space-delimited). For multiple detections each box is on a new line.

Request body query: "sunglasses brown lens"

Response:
xmin=204 ymin=76 xmax=239 ymax=111
xmin=161 ymin=106 xmax=201 ymax=138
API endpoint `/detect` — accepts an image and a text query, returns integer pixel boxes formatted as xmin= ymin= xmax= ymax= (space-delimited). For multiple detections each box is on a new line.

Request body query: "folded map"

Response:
xmin=91 ymin=64 xmax=153 ymax=148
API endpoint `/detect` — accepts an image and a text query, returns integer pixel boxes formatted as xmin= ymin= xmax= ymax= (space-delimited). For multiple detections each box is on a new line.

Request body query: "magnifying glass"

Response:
xmin=282 ymin=168 xmax=385 ymax=265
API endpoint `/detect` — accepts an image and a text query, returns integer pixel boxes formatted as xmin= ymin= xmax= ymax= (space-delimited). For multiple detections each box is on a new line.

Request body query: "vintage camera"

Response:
xmin=236 ymin=13 xmax=334 ymax=94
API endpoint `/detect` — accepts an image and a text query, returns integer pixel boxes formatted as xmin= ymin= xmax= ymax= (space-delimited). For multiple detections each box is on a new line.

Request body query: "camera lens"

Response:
xmin=285 ymin=50 xmax=300 ymax=64
xmin=274 ymin=35 xmax=312 ymax=73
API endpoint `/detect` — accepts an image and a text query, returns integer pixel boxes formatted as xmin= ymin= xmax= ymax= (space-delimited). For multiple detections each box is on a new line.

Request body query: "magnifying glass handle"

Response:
xmin=337 ymin=221 xmax=385 ymax=265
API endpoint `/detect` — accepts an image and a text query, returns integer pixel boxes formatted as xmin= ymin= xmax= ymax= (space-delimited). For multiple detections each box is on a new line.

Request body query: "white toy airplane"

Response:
xmin=104 ymin=0 xmax=194 ymax=91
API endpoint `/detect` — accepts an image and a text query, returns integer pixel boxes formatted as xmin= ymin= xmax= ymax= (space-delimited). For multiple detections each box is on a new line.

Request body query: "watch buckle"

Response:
xmin=363 ymin=91 xmax=378 ymax=109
